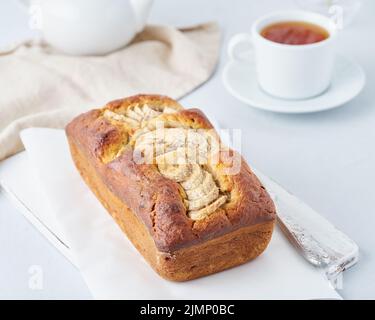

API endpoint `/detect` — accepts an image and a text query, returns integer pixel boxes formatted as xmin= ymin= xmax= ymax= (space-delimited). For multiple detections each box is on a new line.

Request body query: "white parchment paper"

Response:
xmin=20 ymin=128 xmax=341 ymax=300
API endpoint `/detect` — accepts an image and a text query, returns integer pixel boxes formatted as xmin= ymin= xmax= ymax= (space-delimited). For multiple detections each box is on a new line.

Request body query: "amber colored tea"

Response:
xmin=261 ymin=21 xmax=329 ymax=45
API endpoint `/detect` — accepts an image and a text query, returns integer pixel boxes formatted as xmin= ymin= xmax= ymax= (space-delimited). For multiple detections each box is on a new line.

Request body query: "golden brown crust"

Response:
xmin=68 ymin=136 xmax=274 ymax=281
xmin=66 ymin=94 xmax=276 ymax=253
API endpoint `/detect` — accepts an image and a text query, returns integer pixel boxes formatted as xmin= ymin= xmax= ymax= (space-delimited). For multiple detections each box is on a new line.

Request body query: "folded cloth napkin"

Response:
xmin=19 ymin=128 xmax=341 ymax=300
xmin=0 ymin=22 xmax=220 ymax=161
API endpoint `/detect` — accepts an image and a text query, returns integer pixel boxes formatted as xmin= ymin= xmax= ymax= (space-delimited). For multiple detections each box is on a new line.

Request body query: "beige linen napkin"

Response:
xmin=0 ymin=22 xmax=220 ymax=161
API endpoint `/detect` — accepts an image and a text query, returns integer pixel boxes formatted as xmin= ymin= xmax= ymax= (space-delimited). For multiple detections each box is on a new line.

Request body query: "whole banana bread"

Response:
xmin=66 ymin=94 xmax=276 ymax=281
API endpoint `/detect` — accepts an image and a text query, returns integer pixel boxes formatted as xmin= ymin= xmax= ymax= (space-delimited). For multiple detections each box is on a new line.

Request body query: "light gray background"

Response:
xmin=0 ymin=0 xmax=374 ymax=299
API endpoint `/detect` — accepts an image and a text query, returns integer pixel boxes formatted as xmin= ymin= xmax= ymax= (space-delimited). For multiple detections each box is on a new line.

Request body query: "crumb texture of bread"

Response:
xmin=66 ymin=94 xmax=276 ymax=281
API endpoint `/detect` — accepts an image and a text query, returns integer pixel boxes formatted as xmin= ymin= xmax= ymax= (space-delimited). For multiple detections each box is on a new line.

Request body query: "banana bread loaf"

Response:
xmin=66 ymin=94 xmax=276 ymax=281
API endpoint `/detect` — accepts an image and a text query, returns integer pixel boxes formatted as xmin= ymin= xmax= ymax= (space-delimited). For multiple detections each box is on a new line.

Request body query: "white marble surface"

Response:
xmin=0 ymin=0 xmax=374 ymax=299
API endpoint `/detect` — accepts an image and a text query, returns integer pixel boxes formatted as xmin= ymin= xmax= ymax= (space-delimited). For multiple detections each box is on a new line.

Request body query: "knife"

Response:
xmin=253 ymin=168 xmax=359 ymax=282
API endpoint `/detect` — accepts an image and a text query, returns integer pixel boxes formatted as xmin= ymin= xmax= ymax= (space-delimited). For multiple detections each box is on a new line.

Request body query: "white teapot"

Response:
xmin=18 ymin=0 xmax=153 ymax=55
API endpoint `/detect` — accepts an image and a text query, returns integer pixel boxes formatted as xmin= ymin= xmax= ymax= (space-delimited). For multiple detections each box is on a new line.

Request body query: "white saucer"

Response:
xmin=222 ymin=55 xmax=366 ymax=114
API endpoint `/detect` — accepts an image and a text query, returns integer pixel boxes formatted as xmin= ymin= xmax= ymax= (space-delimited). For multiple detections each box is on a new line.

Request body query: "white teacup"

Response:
xmin=228 ymin=11 xmax=338 ymax=100
xmin=18 ymin=0 xmax=153 ymax=55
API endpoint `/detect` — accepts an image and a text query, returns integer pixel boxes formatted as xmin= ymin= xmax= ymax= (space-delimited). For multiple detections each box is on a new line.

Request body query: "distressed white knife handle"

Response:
xmin=253 ymin=169 xmax=359 ymax=281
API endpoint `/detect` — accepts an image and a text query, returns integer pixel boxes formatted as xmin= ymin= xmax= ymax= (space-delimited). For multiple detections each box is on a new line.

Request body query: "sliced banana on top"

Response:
xmin=104 ymin=104 xmax=162 ymax=129
xmin=126 ymin=109 xmax=143 ymax=122
xmin=133 ymin=105 xmax=144 ymax=116
xmin=104 ymin=110 xmax=139 ymax=127
xmin=104 ymin=105 xmax=228 ymax=221
xmin=131 ymin=127 xmax=151 ymax=142
xmin=189 ymin=195 xmax=227 ymax=220
xmin=142 ymin=104 xmax=161 ymax=120
xmin=181 ymin=165 xmax=205 ymax=191
xmin=185 ymin=171 xmax=216 ymax=200
xmin=187 ymin=187 xmax=219 ymax=211
xmin=158 ymin=164 xmax=192 ymax=182
xmin=155 ymin=148 xmax=187 ymax=165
